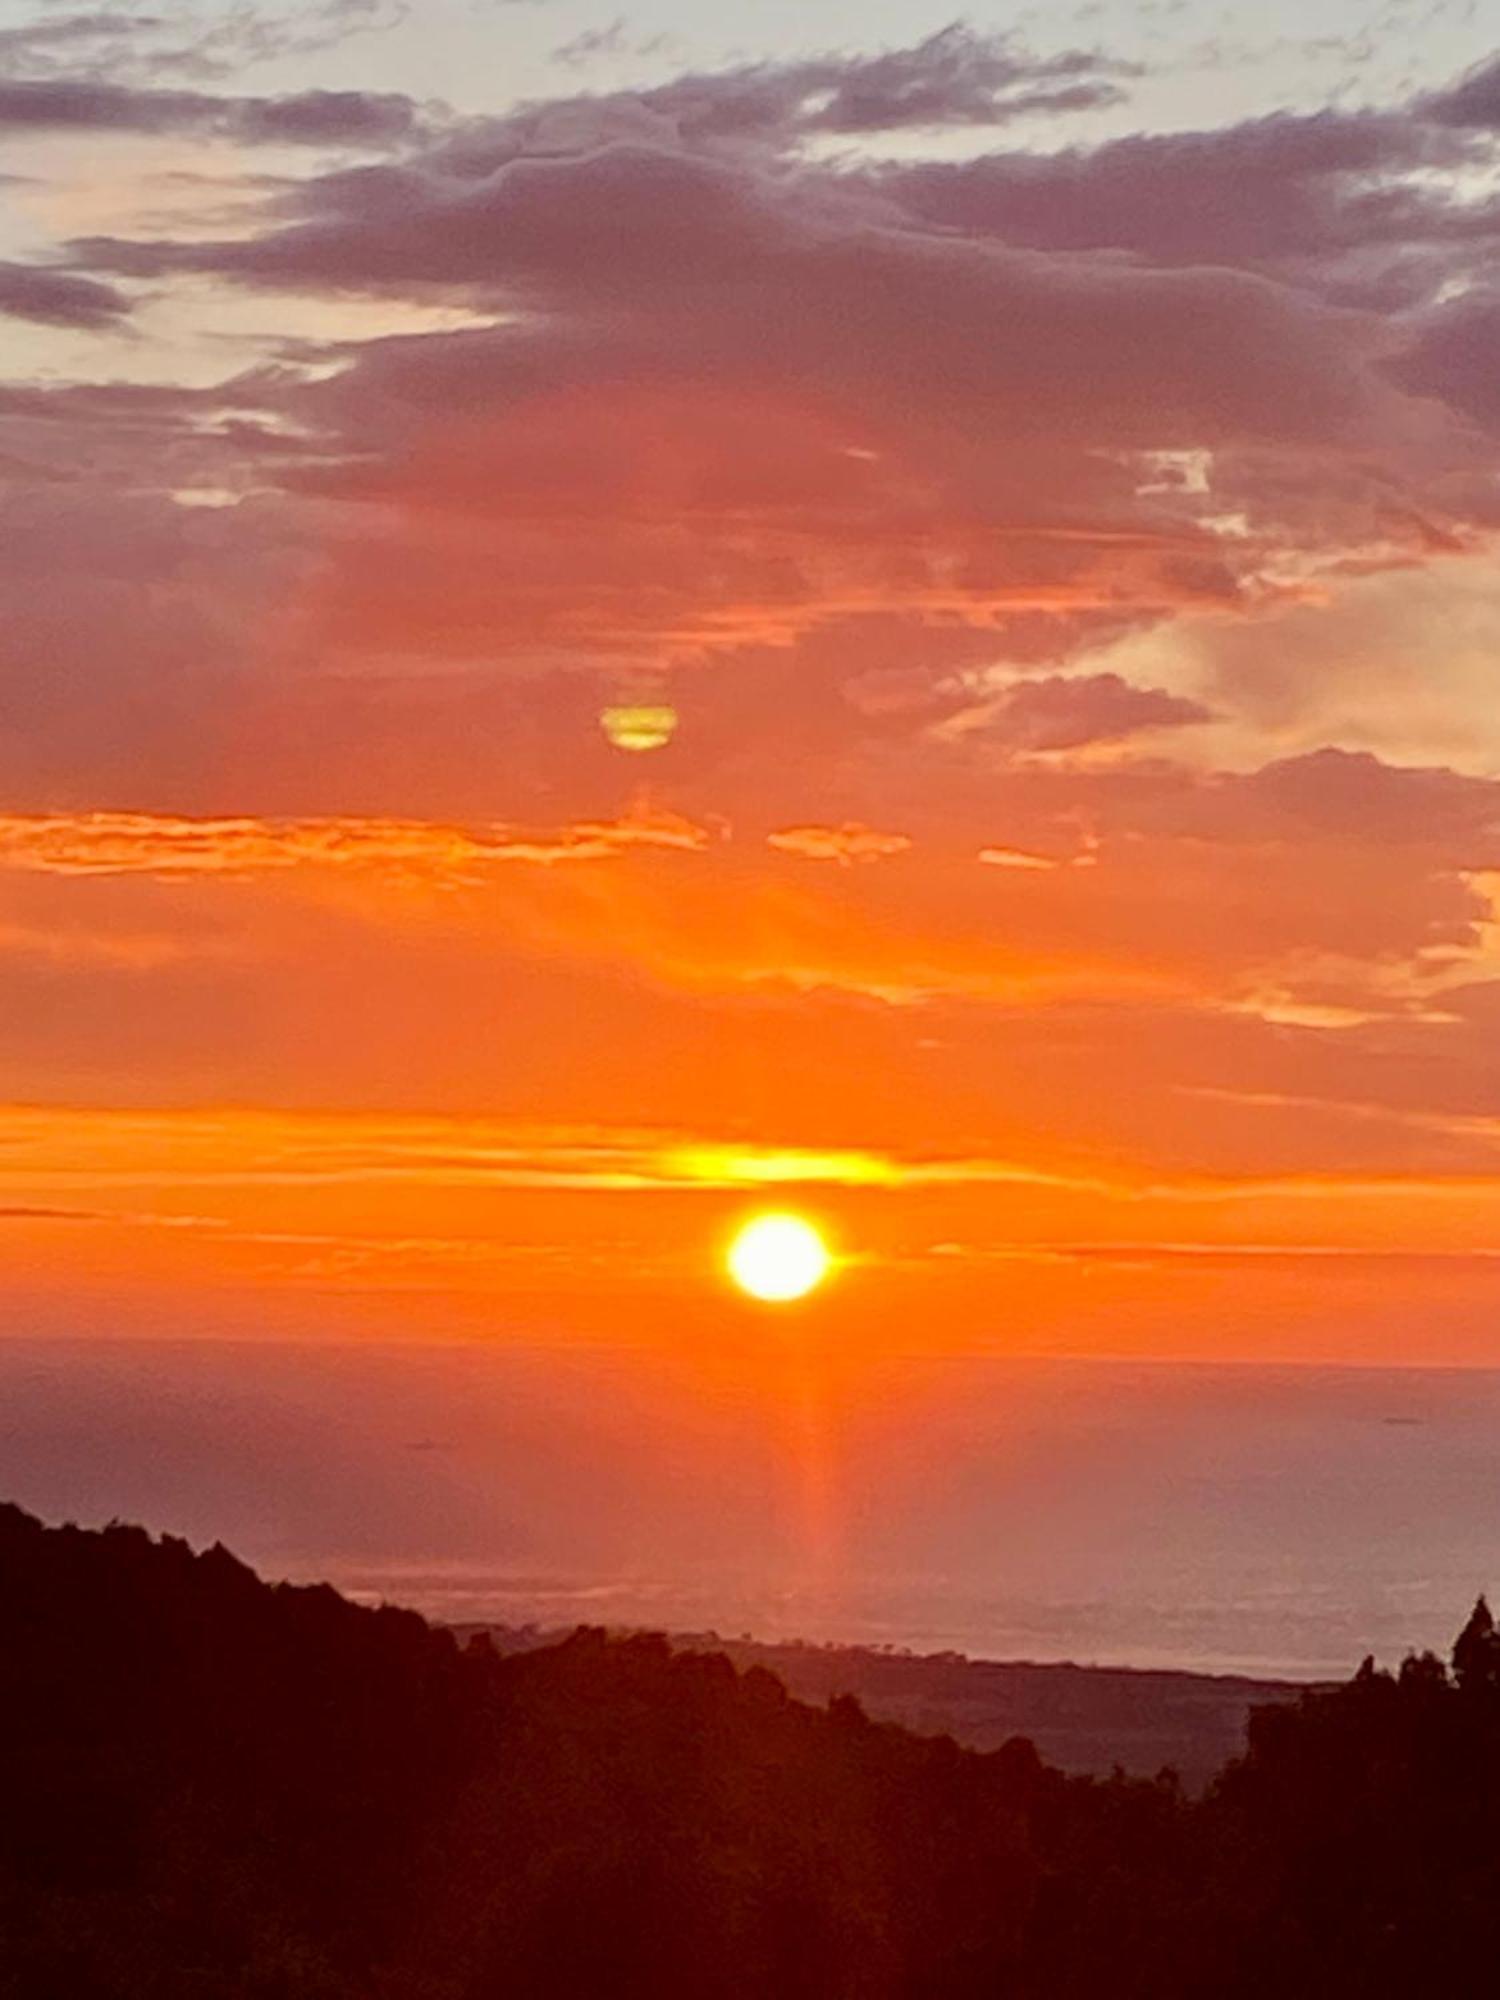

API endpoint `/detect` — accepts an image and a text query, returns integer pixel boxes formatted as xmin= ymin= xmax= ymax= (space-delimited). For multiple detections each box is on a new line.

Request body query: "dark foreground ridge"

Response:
xmin=455 ymin=1623 xmax=1309 ymax=1787
xmin=3 ymin=1502 xmax=1500 ymax=1998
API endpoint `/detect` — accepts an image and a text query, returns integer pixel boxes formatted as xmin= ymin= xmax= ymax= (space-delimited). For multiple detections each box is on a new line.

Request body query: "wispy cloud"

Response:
xmin=0 ymin=1106 xmax=1078 ymax=1194
xmin=0 ymin=78 xmax=421 ymax=145
xmin=0 ymin=807 xmax=717 ymax=879
xmin=9 ymin=1105 xmax=1500 ymax=1201
xmin=0 ymin=2 xmax=413 ymax=86
xmin=766 ymin=824 xmax=912 ymax=865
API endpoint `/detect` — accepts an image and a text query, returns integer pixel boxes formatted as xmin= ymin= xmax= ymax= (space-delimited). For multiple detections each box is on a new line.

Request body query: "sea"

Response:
xmin=4 ymin=1336 xmax=1499 ymax=1680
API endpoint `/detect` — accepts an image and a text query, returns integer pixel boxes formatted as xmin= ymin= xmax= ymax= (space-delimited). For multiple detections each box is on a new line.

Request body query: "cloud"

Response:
xmin=767 ymin=824 xmax=912 ymax=865
xmin=13 ymin=1105 xmax=1500 ymax=1246
xmin=54 ymin=113 xmax=1416 ymax=758
xmin=1096 ymin=553 xmax=1500 ymax=774
xmin=0 ymin=22 xmax=1112 ymax=179
xmin=17 ymin=1099 xmax=1494 ymax=1205
xmin=1423 ymin=54 xmax=1500 ymax=131
xmin=0 ymin=478 xmax=312 ymax=803
xmin=1389 ymin=288 xmax=1500 ymax=435
xmin=77 ymin=136 xmax=1396 ymax=462
xmin=5 ymin=752 xmax=1500 ymax=1195
xmin=0 ymin=260 xmax=129 ymax=328
xmin=0 ymin=807 xmax=717 ymax=879
xmin=552 ymin=20 xmax=673 ymax=71
xmin=951 ymin=672 xmax=1213 ymax=752
xmin=2 ymin=19 xmax=1500 ymax=1270
xmin=1229 ymin=747 xmax=1500 ymax=849
xmin=977 ymin=847 xmax=1069 ymax=871
xmin=0 ymin=78 xmax=421 ymax=146
xmin=512 ymin=25 xmax=1129 ymax=150
xmin=729 ymin=25 xmax=1132 ymax=138
xmin=0 ymin=3 xmax=413 ymax=85
xmin=234 ymin=90 xmax=423 ymax=148
xmin=0 ymin=11 xmax=163 ymax=76
xmin=880 ymin=107 xmax=1487 ymax=279
xmin=0 ymin=1206 xmax=101 ymax=1222
xmin=39 ymin=32 xmax=1489 ymax=787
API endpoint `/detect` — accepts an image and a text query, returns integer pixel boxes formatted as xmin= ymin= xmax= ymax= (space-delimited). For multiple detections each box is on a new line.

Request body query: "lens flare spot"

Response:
xmin=726 ymin=1213 xmax=832 ymax=1303
xmin=601 ymin=703 xmax=678 ymax=753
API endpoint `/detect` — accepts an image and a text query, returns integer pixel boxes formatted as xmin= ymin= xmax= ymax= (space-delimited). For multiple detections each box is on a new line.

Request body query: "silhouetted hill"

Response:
xmin=454 ymin=1624 xmax=1307 ymax=1785
xmin=3 ymin=1500 xmax=1500 ymax=1997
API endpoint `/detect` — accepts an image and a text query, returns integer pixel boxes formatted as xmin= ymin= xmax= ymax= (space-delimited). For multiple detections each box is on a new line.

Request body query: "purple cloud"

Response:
xmin=978 ymin=674 xmax=1213 ymax=752
xmin=0 ymin=78 xmax=421 ymax=146
xmin=880 ymin=108 xmax=1488 ymax=279
xmin=1390 ymin=289 xmax=1500 ymax=434
xmin=0 ymin=261 xmax=130 ymax=328
xmin=1424 ymin=54 xmax=1500 ymax=130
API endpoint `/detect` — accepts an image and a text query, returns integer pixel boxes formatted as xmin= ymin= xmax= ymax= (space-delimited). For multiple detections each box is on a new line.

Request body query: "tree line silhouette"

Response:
xmin=2 ymin=1499 xmax=1499 ymax=1996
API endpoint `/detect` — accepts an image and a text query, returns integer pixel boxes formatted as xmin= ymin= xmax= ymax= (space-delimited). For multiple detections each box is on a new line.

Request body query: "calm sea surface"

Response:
xmin=4 ymin=1338 xmax=1499 ymax=1679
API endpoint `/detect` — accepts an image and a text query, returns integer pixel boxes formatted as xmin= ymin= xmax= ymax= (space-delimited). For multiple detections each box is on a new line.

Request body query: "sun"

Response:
xmin=726 ymin=1213 xmax=832 ymax=1303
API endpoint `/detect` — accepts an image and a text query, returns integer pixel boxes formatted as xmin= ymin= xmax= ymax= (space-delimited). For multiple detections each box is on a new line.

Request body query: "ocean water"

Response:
xmin=3 ymin=1337 xmax=1498 ymax=1679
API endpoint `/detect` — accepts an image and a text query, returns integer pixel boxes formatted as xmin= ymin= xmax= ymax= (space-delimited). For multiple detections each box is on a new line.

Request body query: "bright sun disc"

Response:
xmin=727 ymin=1213 xmax=832 ymax=1303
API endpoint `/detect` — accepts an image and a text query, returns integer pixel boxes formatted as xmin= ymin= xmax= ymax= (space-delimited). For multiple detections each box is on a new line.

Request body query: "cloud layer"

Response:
xmin=4 ymin=17 xmax=1500 ymax=1351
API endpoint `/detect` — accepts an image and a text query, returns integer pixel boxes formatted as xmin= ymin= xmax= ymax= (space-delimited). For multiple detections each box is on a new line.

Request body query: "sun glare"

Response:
xmin=726 ymin=1213 xmax=832 ymax=1303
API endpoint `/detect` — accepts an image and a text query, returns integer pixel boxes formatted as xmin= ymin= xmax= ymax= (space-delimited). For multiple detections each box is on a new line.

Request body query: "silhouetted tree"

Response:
xmin=1398 ymin=1647 xmax=1449 ymax=1691
xmin=1452 ymin=1595 xmax=1500 ymax=1694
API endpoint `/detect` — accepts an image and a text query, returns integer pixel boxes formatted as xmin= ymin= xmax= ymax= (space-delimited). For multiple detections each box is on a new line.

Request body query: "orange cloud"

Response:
xmin=9 ymin=1101 xmax=1500 ymax=1211
xmin=0 ymin=805 xmax=717 ymax=879
xmin=0 ymin=1105 xmax=1077 ymax=1197
xmin=977 ymin=846 xmax=1063 ymax=870
xmin=767 ymin=823 xmax=913 ymax=865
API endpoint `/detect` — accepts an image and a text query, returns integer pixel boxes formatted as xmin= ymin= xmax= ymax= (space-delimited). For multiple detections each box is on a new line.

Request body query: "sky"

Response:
xmin=4 ymin=0 xmax=1500 ymax=1371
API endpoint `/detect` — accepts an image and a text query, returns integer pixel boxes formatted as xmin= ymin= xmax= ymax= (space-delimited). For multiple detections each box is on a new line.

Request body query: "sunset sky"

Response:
xmin=5 ymin=0 xmax=1500 ymax=1368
